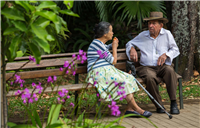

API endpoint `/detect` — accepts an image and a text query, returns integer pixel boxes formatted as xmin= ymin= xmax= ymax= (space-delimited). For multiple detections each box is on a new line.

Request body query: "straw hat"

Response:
xmin=143 ymin=12 xmax=168 ymax=23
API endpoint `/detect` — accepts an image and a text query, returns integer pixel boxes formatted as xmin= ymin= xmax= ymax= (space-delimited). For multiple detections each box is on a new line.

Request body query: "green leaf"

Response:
xmin=59 ymin=10 xmax=79 ymax=17
xmin=47 ymin=104 xmax=62 ymax=125
xmin=54 ymin=20 xmax=61 ymax=34
xmin=79 ymin=41 xmax=89 ymax=50
xmin=76 ymin=111 xmax=85 ymax=127
xmin=27 ymin=110 xmax=37 ymax=127
xmin=33 ymin=37 xmax=50 ymax=53
xmin=35 ymin=10 xmax=58 ymax=22
xmin=11 ymin=21 xmax=27 ymax=32
xmin=29 ymin=1 xmax=37 ymax=3
xmin=34 ymin=17 xmax=50 ymax=28
xmin=73 ymin=39 xmax=85 ymax=52
xmin=110 ymin=125 xmax=125 ymax=128
xmin=37 ymin=1 xmax=56 ymax=10
xmin=16 ymin=51 xmax=24 ymax=57
xmin=63 ymin=1 xmax=74 ymax=9
xmin=1 ymin=8 xmax=25 ymax=21
xmin=58 ymin=16 xmax=67 ymax=27
xmin=11 ymin=125 xmax=37 ymax=128
xmin=31 ymin=23 xmax=48 ymax=41
xmin=28 ymin=42 xmax=41 ymax=64
xmin=1 ymin=1 xmax=5 ymax=8
xmin=45 ymin=123 xmax=63 ymax=128
xmin=46 ymin=35 xmax=55 ymax=41
xmin=33 ymin=109 xmax=42 ymax=128
xmin=25 ymin=2 xmax=35 ymax=11
xmin=7 ymin=122 xmax=17 ymax=127
xmin=74 ymin=28 xmax=91 ymax=39
xmin=3 ymin=27 xmax=19 ymax=35
xmin=15 ymin=0 xmax=30 ymax=12
xmin=9 ymin=36 xmax=21 ymax=60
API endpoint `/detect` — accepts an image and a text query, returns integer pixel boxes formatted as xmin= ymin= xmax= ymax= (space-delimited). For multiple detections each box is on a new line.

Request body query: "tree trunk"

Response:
xmin=194 ymin=2 xmax=200 ymax=73
xmin=0 ymin=16 xmax=7 ymax=128
xmin=171 ymin=1 xmax=198 ymax=81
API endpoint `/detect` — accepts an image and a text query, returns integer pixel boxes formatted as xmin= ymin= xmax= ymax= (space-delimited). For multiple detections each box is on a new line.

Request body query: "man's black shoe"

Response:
xmin=170 ymin=102 xmax=180 ymax=114
xmin=156 ymin=106 xmax=165 ymax=113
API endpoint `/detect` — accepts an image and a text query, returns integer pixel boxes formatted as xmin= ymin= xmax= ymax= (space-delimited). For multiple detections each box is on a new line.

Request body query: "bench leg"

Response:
xmin=97 ymin=100 xmax=101 ymax=119
xmin=75 ymin=91 xmax=79 ymax=116
xmin=178 ymin=78 xmax=184 ymax=109
xmin=75 ymin=74 xmax=79 ymax=116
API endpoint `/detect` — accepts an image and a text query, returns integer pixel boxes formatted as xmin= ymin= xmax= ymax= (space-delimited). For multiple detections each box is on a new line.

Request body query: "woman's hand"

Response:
xmin=112 ymin=37 xmax=119 ymax=49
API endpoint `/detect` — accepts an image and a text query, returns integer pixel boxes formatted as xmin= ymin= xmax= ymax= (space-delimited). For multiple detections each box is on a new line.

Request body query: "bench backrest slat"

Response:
xmin=5 ymin=62 xmax=126 ymax=80
xmin=6 ymin=51 xmax=130 ymax=71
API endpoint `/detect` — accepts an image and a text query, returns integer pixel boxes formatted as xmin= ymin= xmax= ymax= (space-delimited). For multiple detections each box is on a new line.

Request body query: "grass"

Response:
xmin=7 ymin=74 xmax=200 ymax=120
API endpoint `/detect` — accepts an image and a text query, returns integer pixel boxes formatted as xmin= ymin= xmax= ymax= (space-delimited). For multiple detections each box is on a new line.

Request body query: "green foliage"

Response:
xmin=95 ymin=1 xmax=166 ymax=29
xmin=1 ymin=0 xmax=79 ymax=63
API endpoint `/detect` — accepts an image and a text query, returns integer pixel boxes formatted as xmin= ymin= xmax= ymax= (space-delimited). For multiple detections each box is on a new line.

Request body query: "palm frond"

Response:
xmin=72 ymin=1 xmax=92 ymax=14
xmin=95 ymin=1 xmax=114 ymax=22
xmin=114 ymin=1 xmax=166 ymax=29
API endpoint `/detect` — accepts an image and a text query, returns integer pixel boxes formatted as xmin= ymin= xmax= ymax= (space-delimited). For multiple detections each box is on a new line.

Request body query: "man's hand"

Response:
xmin=130 ymin=47 xmax=138 ymax=62
xmin=157 ymin=53 xmax=168 ymax=66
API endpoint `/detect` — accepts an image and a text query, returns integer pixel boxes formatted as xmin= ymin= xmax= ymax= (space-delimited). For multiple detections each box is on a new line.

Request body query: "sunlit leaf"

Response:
xmin=59 ymin=10 xmax=79 ymax=17
xmin=33 ymin=37 xmax=50 ymax=53
xmin=31 ymin=24 xmax=48 ymax=41
xmin=47 ymin=104 xmax=62 ymax=125
xmin=15 ymin=0 xmax=30 ymax=12
xmin=35 ymin=10 xmax=58 ymax=22
xmin=1 ymin=8 xmax=25 ymax=21
xmin=34 ymin=17 xmax=50 ymax=28
xmin=16 ymin=51 xmax=24 ymax=57
xmin=46 ymin=35 xmax=55 ymax=41
xmin=37 ymin=1 xmax=56 ymax=10
xmin=63 ymin=0 xmax=74 ymax=10
xmin=12 ymin=21 xmax=27 ymax=32
xmin=7 ymin=122 xmax=17 ymax=127
xmin=29 ymin=1 xmax=37 ymax=3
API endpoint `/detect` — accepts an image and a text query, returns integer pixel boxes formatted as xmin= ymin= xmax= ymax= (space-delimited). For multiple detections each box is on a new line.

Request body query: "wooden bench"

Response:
xmin=5 ymin=48 xmax=183 ymax=116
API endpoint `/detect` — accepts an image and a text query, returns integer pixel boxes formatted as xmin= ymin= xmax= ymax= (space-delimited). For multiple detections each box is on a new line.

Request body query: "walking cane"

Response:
xmin=126 ymin=61 xmax=173 ymax=119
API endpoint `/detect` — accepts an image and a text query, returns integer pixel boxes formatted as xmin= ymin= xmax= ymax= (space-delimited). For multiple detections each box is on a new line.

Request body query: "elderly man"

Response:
xmin=126 ymin=12 xmax=180 ymax=114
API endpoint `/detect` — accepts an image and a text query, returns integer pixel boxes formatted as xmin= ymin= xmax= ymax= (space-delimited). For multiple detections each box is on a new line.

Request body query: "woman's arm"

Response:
xmin=112 ymin=37 xmax=119 ymax=65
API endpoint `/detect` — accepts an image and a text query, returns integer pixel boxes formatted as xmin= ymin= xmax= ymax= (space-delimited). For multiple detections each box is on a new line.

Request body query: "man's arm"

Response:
xmin=157 ymin=31 xmax=180 ymax=66
xmin=126 ymin=35 xmax=140 ymax=62
xmin=165 ymin=31 xmax=180 ymax=63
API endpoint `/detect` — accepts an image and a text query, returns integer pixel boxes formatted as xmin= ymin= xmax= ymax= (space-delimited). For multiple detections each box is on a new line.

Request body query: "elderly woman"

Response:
xmin=86 ymin=21 xmax=152 ymax=118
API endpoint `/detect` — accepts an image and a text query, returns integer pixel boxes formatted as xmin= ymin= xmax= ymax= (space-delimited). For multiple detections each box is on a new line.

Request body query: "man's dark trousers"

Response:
xmin=136 ymin=64 xmax=177 ymax=108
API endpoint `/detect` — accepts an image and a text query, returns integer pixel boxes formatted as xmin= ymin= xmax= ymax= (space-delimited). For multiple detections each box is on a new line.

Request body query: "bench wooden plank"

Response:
xmin=6 ymin=58 xmax=83 ymax=71
xmin=6 ymin=84 xmax=93 ymax=97
xmin=6 ymin=49 xmax=127 ymax=62
xmin=5 ymin=62 xmax=127 ymax=80
xmin=6 ymin=53 xmax=128 ymax=71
